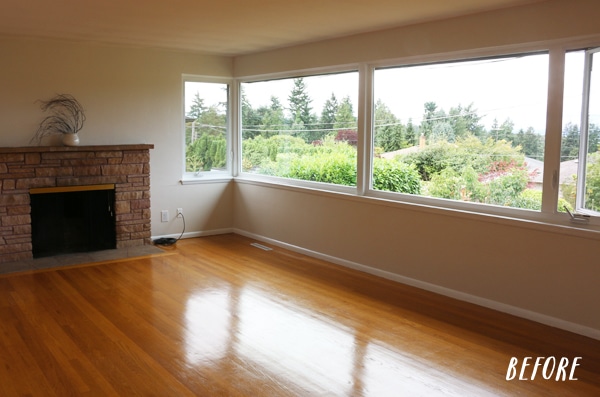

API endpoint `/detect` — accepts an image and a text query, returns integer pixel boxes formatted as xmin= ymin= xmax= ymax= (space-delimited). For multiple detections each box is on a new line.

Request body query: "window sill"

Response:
xmin=180 ymin=175 xmax=233 ymax=185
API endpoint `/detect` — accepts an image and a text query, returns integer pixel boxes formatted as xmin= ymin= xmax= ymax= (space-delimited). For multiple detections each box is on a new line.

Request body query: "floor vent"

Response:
xmin=250 ymin=243 xmax=273 ymax=251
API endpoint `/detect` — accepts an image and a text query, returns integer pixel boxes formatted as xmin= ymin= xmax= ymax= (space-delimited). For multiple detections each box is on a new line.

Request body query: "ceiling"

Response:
xmin=0 ymin=0 xmax=544 ymax=56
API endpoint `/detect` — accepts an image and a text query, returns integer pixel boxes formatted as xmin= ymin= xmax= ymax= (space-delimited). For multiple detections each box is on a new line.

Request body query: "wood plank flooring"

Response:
xmin=0 ymin=233 xmax=598 ymax=396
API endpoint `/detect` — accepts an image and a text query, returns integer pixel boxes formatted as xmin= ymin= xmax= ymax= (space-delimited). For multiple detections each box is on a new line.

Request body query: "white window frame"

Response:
xmin=237 ymin=68 xmax=361 ymax=195
xmin=181 ymin=75 xmax=233 ymax=184
xmin=576 ymin=47 xmax=600 ymax=214
xmin=365 ymin=51 xmax=560 ymax=222
xmin=232 ymin=42 xmax=600 ymax=233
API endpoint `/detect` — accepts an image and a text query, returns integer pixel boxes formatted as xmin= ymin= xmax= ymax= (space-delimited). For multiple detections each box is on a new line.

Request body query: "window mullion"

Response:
xmin=231 ymin=80 xmax=240 ymax=177
xmin=356 ymin=64 xmax=373 ymax=196
xmin=541 ymin=48 xmax=565 ymax=213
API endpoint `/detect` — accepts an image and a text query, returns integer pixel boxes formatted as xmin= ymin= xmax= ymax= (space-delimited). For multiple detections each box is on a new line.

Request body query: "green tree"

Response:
xmin=241 ymin=91 xmax=263 ymax=139
xmin=560 ymin=122 xmax=600 ymax=162
xmin=490 ymin=118 xmax=515 ymax=143
xmin=420 ymin=102 xmax=454 ymax=143
xmin=186 ymin=133 xmax=226 ymax=172
xmin=288 ymin=78 xmax=314 ymax=135
xmin=514 ymin=127 xmax=544 ymax=160
xmin=420 ymin=101 xmax=438 ymax=140
xmin=333 ymin=96 xmax=356 ymax=130
xmin=561 ymin=123 xmax=580 ymax=160
xmin=320 ymin=93 xmax=338 ymax=135
xmin=261 ymin=96 xmax=286 ymax=138
xmin=187 ymin=92 xmax=205 ymax=120
xmin=585 ymin=152 xmax=600 ymax=211
xmin=431 ymin=119 xmax=454 ymax=143
xmin=374 ymin=99 xmax=405 ymax=152
xmin=405 ymin=119 xmax=417 ymax=147
xmin=589 ymin=124 xmax=600 ymax=154
xmin=447 ymin=103 xmax=484 ymax=139
xmin=197 ymin=104 xmax=226 ymax=136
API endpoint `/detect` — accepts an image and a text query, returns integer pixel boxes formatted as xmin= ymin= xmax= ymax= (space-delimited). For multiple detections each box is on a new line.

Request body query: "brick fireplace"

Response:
xmin=0 ymin=144 xmax=153 ymax=265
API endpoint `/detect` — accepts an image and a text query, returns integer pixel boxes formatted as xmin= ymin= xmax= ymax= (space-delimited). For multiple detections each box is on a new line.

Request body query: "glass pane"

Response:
xmin=184 ymin=81 xmax=228 ymax=175
xmin=583 ymin=51 xmax=600 ymax=211
xmin=372 ymin=53 xmax=549 ymax=211
xmin=241 ymin=72 xmax=358 ymax=186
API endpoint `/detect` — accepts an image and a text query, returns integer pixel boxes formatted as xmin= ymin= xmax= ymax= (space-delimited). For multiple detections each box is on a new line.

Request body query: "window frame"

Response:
xmin=181 ymin=75 xmax=233 ymax=184
xmin=365 ymin=51 xmax=553 ymax=219
xmin=576 ymin=47 xmax=600 ymax=215
xmin=232 ymin=41 xmax=600 ymax=233
xmin=237 ymin=68 xmax=361 ymax=194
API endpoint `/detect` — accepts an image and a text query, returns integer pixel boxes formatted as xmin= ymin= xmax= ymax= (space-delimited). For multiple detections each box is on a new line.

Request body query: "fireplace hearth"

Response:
xmin=0 ymin=144 xmax=153 ymax=267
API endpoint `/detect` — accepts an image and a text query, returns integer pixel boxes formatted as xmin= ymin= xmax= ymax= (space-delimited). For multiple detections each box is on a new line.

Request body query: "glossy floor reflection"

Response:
xmin=0 ymin=234 xmax=599 ymax=396
xmin=184 ymin=286 xmax=496 ymax=396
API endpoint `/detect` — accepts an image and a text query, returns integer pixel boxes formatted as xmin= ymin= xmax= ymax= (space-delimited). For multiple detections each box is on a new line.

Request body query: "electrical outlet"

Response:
xmin=177 ymin=208 xmax=183 ymax=217
xmin=161 ymin=210 xmax=169 ymax=222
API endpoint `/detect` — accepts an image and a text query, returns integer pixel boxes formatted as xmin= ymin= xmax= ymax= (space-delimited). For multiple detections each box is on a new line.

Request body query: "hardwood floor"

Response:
xmin=0 ymin=234 xmax=598 ymax=396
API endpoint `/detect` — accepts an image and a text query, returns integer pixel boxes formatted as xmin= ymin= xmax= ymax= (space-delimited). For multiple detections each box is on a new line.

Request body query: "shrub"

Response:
xmin=508 ymin=189 xmax=542 ymax=210
xmin=486 ymin=168 xmax=529 ymax=206
xmin=401 ymin=136 xmax=524 ymax=181
xmin=186 ymin=133 xmax=226 ymax=172
xmin=259 ymin=151 xmax=356 ymax=185
xmin=427 ymin=168 xmax=463 ymax=200
xmin=503 ymin=189 xmax=573 ymax=212
xmin=426 ymin=166 xmax=484 ymax=201
xmin=372 ymin=159 xmax=421 ymax=194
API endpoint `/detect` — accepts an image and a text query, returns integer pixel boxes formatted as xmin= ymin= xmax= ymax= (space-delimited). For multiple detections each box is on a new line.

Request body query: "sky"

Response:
xmin=186 ymin=50 xmax=591 ymax=134
xmin=374 ymin=53 xmax=550 ymax=133
xmin=240 ymin=72 xmax=358 ymax=119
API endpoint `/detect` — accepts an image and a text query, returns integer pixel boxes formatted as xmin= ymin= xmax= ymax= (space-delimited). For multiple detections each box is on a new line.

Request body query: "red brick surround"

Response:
xmin=0 ymin=144 xmax=153 ymax=264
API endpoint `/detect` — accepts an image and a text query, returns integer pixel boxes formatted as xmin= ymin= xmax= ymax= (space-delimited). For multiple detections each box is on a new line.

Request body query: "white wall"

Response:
xmin=232 ymin=0 xmax=600 ymax=338
xmin=0 ymin=36 xmax=234 ymax=237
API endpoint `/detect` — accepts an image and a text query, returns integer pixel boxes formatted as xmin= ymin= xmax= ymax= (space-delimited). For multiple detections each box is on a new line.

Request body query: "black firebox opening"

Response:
xmin=31 ymin=188 xmax=116 ymax=258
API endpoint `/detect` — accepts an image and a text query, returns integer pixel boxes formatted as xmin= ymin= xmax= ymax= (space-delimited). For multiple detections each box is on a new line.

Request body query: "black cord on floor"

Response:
xmin=153 ymin=213 xmax=186 ymax=246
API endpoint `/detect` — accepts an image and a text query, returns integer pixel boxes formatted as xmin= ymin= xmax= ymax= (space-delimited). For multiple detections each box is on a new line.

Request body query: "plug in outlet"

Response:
xmin=161 ymin=210 xmax=169 ymax=222
xmin=177 ymin=208 xmax=183 ymax=217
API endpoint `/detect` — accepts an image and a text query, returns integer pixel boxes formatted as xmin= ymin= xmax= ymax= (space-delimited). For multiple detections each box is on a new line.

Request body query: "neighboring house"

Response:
xmin=524 ymin=157 xmax=579 ymax=198
xmin=525 ymin=157 xmax=544 ymax=190
xmin=559 ymin=159 xmax=579 ymax=186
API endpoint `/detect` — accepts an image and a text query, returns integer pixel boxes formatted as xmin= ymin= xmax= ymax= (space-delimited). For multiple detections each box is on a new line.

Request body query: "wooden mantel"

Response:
xmin=0 ymin=144 xmax=154 ymax=265
xmin=0 ymin=144 xmax=154 ymax=154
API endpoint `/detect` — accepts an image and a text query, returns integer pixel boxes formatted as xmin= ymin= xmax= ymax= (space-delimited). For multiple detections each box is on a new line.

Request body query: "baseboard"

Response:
xmin=233 ymin=228 xmax=600 ymax=341
xmin=151 ymin=228 xmax=233 ymax=242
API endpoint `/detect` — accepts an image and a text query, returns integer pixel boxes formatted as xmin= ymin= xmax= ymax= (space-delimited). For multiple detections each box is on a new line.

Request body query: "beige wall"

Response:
xmin=0 ymin=36 xmax=234 ymax=237
xmin=1 ymin=0 xmax=599 ymax=338
xmin=233 ymin=182 xmax=599 ymax=336
xmin=232 ymin=0 xmax=600 ymax=338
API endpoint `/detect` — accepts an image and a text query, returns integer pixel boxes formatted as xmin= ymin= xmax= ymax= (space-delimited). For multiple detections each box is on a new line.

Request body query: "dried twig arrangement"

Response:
xmin=30 ymin=94 xmax=85 ymax=145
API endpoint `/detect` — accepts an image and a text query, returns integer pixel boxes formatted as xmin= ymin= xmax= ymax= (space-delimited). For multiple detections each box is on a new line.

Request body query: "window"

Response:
xmin=240 ymin=72 xmax=358 ymax=187
xmin=575 ymin=49 xmax=600 ymax=214
xmin=371 ymin=53 xmax=549 ymax=211
xmin=183 ymin=79 xmax=229 ymax=178
xmin=230 ymin=42 xmax=600 ymax=230
xmin=560 ymin=49 xmax=600 ymax=216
